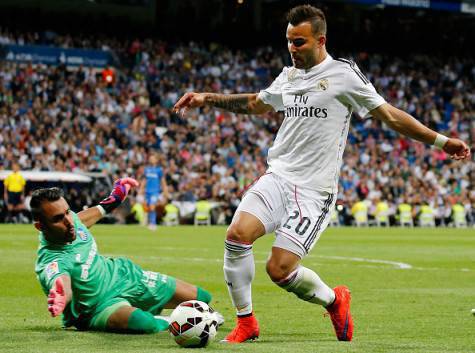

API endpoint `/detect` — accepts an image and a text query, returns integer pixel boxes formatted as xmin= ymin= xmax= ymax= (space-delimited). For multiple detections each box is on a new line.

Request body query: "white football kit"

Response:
xmin=236 ymin=54 xmax=386 ymax=257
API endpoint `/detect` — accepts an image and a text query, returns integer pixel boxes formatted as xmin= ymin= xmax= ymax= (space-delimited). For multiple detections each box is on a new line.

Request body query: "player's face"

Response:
xmin=37 ymin=198 xmax=76 ymax=243
xmin=286 ymin=21 xmax=325 ymax=70
xmin=149 ymin=155 xmax=157 ymax=165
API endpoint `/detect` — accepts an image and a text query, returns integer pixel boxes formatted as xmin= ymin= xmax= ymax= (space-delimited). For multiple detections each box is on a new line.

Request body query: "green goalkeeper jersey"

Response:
xmin=35 ymin=212 xmax=163 ymax=329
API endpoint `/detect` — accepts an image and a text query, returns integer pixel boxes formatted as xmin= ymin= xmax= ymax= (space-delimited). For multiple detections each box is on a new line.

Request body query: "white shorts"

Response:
xmin=235 ymin=172 xmax=334 ymax=258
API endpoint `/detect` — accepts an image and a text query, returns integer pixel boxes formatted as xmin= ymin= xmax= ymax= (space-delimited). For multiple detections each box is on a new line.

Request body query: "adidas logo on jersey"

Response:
xmin=288 ymin=68 xmax=298 ymax=81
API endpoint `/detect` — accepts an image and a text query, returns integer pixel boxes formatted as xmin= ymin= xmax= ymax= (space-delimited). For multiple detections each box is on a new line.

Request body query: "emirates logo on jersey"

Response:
xmin=286 ymin=94 xmax=328 ymax=119
xmin=318 ymin=79 xmax=329 ymax=91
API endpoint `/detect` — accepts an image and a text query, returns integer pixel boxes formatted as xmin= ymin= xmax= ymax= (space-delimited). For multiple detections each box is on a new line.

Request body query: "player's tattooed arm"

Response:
xmin=205 ymin=93 xmax=273 ymax=114
xmin=173 ymin=91 xmax=273 ymax=115
xmin=205 ymin=94 xmax=251 ymax=113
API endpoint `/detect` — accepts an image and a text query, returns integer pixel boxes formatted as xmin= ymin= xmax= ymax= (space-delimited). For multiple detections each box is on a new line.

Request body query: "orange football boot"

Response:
xmin=326 ymin=286 xmax=353 ymax=341
xmin=221 ymin=312 xmax=260 ymax=343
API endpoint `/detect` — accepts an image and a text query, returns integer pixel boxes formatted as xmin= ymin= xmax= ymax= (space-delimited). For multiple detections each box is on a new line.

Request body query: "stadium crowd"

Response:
xmin=0 ymin=29 xmax=473 ymax=226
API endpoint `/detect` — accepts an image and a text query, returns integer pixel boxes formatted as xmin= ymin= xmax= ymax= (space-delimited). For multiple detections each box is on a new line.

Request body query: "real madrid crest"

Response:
xmin=318 ymin=78 xmax=329 ymax=91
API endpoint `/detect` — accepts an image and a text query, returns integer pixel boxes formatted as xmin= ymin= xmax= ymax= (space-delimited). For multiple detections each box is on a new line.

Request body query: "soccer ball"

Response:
xmin=168 ymin=300 xmax=219 ymax=348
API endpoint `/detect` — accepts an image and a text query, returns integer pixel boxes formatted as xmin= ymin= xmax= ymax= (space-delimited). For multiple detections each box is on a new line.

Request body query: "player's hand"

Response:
xmin=172 ymin=92 xmax=207 ymax=116
xmin=47 ymin=277 xmax=67 ymax=317
xmin=443 ymin=138 xmax=471 ymax=161
xmin=99 ymin=178 xmax=139 ymax=213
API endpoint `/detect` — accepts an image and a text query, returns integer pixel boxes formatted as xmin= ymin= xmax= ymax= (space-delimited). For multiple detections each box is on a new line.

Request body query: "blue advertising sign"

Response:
xmin=349 ymin=0 xmax=475 ymax=13
xmin=0 ymin=44 xmax=113 ymax=68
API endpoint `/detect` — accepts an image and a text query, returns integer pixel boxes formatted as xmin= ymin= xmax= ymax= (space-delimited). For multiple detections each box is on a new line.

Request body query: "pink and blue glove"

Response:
xmin=48 ymin=277 xmax=66 ymax=317
xmin=99 ymin=177 xmax=139 ymax=214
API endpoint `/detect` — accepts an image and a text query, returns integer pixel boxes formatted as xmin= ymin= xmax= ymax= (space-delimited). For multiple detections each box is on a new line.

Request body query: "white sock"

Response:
xmin=277 ymin=266 xmax=335 ymax=307
xmin=223 ymin=239 xmax=255 ymax=316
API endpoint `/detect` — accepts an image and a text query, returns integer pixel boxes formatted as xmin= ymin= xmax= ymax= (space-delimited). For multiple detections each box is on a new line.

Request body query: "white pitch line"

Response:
xmin=114 ymin=253 xmax=409 ymax=269
xmin=104 ymin=251 xmax=471 ymax=272
xmin=309 ymin=255 xmax=412 ymax=269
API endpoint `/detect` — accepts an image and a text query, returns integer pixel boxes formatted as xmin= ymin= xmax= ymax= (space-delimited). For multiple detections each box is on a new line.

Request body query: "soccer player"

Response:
xmin=143 ymin=154 xmax=169 ymax=231
xmin=33 ymin=179 xmax=220 ymax=333
xmin=173 ymin=5 xmax=471 ymax=343
xmin=3 ymin=162 xmax=26 ymax=223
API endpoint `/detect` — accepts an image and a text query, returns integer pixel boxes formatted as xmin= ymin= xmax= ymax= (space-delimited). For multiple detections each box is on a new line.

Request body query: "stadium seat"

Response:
xmin=194 ymin=200 xmax=212 ymax=226
xmin=375 ymin=201 xmax=390 ymax=227
xmin=351 ymin=201 xmax=368 ymax=227
xmin=452 ymin=204 xmax=467 ymax=228
xmin=163 ymin=203 xmax=180 ymax=226
xmin=419 ymin=205 xmax=435 ymax=227
xmin=131 ymin=202 xmax=146 ymax=225
xmin=398 ymin=203 xmax=413 ymax=227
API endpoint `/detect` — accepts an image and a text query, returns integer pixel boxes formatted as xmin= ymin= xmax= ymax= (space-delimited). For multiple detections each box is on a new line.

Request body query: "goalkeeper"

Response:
xmin=33 ymin=179 xmax=220 ymax=333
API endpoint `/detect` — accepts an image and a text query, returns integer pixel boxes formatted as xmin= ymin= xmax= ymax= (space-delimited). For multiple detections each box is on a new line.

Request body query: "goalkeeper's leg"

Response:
xmin=161 ymin=279 xmax=224 ymax=327
xmin=107 ymin=305 xmax=169 ymax=333
xmin=89 ymin=301 xmax=168 ymax=333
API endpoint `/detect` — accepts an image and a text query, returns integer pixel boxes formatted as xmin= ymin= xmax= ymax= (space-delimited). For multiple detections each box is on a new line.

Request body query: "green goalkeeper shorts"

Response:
xmin=89 ymin=272 xmax=177 ymax=331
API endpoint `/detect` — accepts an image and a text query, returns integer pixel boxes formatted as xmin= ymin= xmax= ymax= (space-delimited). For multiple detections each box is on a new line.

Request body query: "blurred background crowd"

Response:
xmin=0 ymin=0 xmax=473 ymax=227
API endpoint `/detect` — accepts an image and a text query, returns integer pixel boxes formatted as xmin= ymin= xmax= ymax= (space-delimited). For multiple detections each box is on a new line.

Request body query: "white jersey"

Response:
xmin=258 ymin=54 xmax=385 ymax=192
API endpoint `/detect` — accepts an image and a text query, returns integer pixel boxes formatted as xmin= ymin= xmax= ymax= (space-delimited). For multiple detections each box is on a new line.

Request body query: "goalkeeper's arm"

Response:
xmin=78 ymin=178 xmax=139 ymax=228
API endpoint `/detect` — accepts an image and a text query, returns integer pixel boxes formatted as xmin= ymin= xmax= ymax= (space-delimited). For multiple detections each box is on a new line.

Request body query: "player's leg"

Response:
xmin=90 ymin=301 xmax=169 ymax=333
xmin=14 ymin=201 xmax=26 ymax=223
xmin=146 ymin=193 xmax=158 ymax=230
xmin=14 ymin=193 xmax=23 ymax=222
xmin=222 ymin=174 xmax=284 ymax=343
xmin=6 ymin=192 xmax=15 ymax=222
xmin=267 ymin=246 xmax=335 ymax=306
xmin=91 ymin=279 xmax=213 ymax=334
xmin=161 ymin=278 xmax=224 ymax=327
xmin=109 ymin=305 xmax=169 ymax=333
xmin=224 ymin=209 xmax=265 ymax=315
xmin=222 ymin=209 xmax=264 ymax=343
xmin=5 ymin=202 xmax=13 ymax=223
xmin=163 ymin=279 xmax=211 ymax=308
xmin=270 ymin=186 xmax=353 ymax=341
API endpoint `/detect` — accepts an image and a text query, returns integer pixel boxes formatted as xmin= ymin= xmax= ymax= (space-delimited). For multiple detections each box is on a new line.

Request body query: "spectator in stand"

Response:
xmin=0 ymin=29 xmax=472 ymax=225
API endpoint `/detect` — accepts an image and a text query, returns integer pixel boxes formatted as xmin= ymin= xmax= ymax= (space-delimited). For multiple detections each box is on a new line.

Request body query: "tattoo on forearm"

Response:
xmin=208 ymin=94 xmax=251 ymax=114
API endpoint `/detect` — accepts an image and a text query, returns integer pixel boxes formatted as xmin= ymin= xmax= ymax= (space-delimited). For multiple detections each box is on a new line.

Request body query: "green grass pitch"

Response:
xmin=0 ymin=225 xmax=474 ymax=353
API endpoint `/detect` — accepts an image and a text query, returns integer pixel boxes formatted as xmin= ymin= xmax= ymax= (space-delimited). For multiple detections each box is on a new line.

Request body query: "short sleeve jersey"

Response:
xmin=35 ymin=212 xmax=144 ymax=328
xmin=144 ymin=166 xmax=163 ymax=194
xmin=4 ymin=172 xmax=26 ymax=192
xmin=258 ymin=54 xmax=385 ymax=192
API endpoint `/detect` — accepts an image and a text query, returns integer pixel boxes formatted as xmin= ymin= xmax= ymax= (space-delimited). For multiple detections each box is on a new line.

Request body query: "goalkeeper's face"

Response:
xmin=36 ymin=197 xmax=76 ymax=244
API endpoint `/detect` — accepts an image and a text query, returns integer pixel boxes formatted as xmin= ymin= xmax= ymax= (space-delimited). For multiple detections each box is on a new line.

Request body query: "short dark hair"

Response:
xmin=30 ymin=187 xmax=64 ymax=221
xmin=286 ymin=5 xmax=326 ymax=35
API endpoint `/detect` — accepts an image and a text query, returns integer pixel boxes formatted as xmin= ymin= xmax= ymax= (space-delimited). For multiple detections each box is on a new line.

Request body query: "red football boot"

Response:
xmin=221 ymin=313 xmax=260 ymax=343
xmin=326 ymin=286 xmax=353 ymax=341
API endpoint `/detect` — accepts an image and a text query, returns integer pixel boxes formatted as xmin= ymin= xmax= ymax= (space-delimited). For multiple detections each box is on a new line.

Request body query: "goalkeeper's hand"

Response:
xmin=99 ymin=177 xmax=139 ymax=214
xmin=47 ymin=277 xmax=67 ymax=317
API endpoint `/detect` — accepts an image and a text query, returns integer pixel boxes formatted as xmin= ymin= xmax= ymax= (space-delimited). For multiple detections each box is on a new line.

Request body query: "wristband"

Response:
xmin=96 ymin=205 xmax=107 ymax=216
xmin=434 ymin=134 xmax=449 ymax=149
xmin=98 ymin=195 xmax=121 ymax=214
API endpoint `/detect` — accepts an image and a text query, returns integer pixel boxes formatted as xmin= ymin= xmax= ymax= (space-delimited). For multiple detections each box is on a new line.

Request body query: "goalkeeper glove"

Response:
xmin=98 ymin=177 xmax=139 ymax=214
